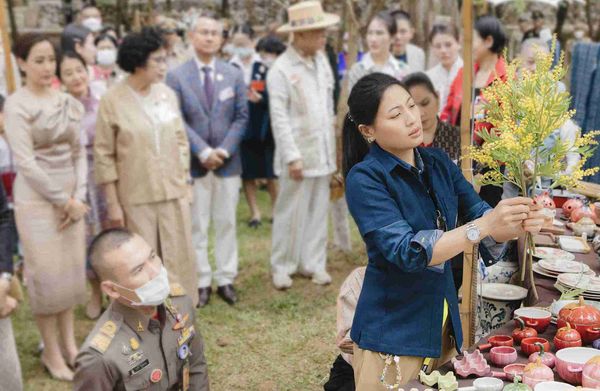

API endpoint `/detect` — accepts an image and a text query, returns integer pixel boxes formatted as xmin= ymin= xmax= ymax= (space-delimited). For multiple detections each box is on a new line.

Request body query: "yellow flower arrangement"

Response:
xmin=469 ymin=40 xmax=599 ymax=194
xmin=467 ymin=39 xmax=600 ymax=299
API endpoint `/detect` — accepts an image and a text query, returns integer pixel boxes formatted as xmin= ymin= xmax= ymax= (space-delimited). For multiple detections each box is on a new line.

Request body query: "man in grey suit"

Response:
xmin=166 ymin=13 xmax=248 ymax=307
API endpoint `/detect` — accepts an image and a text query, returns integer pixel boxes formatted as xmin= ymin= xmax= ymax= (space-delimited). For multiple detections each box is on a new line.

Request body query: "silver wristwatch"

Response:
xmin=465 ymin=222 xmax=481 ymax=244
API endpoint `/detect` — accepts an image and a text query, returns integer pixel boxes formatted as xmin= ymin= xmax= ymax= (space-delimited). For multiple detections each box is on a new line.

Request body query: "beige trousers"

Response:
xmin=123 ymin=197 xmax=198 ymax=307
xmin=270 ymin=174 xmax=331 ymax=276
xmin=353 ymin=322 xmax=456 ymax=390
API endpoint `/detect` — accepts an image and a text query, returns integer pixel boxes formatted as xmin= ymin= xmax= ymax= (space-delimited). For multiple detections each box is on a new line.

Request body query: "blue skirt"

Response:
xmin=241 ymin=140 xmax=276 ymax=180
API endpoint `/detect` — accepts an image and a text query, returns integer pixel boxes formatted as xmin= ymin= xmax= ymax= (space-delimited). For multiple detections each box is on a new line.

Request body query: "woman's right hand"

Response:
xmin=107 ymin=202 xmax=125 ymax=228
xmin=480 ymin=197 xmax=534 ymax=242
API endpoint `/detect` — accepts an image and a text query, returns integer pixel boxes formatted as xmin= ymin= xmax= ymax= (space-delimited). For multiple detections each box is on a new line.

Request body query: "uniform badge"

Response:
xmin=173 ymin=313 xmax=189 ymax=330
xmin=137 ymin=320 xmax=144 ymax=332
xmin=177 ymin=325 xmax=196 ymax=347
xmin=127 ymin=351 xmax=145 ymax=366
xmin=177 ymin=344 xmax=190 ymax=360
xmin=130 ymin=337 xmax=140 ymax=351
xmin=99 ymin=320 xmax=117 ymax=337
xmin=128 ymin=359 xmax=149 ymax=376
xmin=121 ymin=344 xmax=131 ymax=355
xmin=150 ymin=368 xmax=163 ymax=383
xmin=170 ymin=283 xmax=185 ymax=297
xmin=90 ymin=333 xmax=112 ymax=354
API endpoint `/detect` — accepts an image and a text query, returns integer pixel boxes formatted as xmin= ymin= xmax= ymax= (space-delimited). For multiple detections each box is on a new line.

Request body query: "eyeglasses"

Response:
xmin=148 ymin=56 xmax=168 ymax=65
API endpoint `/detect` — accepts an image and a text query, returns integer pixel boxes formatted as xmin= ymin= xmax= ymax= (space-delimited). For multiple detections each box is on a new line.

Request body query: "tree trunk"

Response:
xmin=554 ymin=0 xmax=568 ymax=48
xmin=221 ymin=0 xmax=229 ymax=18
xmin=6 ymin=0 xmax=17 ymax=44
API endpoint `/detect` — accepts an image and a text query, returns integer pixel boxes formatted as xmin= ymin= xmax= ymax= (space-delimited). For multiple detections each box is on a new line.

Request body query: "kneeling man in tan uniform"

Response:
xmin=74 ymin=228 xmax=210 ymax=390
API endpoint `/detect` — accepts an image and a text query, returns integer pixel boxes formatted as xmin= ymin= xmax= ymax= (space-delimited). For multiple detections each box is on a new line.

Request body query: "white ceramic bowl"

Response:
xmin=534 ymin=381 xmax=576 ymax=391
xmin=556 ymin=347 xmax=600 ymax=385
xmin=473 ymin=377 xmax=503 ymax=391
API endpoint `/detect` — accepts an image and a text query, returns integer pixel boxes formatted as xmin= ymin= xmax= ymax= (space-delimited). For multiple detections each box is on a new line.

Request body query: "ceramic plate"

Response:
xmin=558 ymin=273 xmax=600 ymax=293
xmin=539 ymin=258 xmax=590 ymax=274
xmin=533 ymin=263 xmax=594 ymax=279
xmin=533 ymin=262 xmax=560 ymax=279
xmin=533 ymin=247 xmax=576 ymax=261
xmin=480 ymin=283 xmax=529 ymax=301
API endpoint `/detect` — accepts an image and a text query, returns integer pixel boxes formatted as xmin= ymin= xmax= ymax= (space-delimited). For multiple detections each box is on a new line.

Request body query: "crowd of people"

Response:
xmin=0 ymin=0 xmax=587 ymax=389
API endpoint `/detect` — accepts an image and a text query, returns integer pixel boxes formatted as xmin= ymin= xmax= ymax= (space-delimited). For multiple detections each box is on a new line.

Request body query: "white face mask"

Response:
xmin=97 ymin=49 xmax=117 ymax=66
xmin=261 ymin=56 xmax=275 ymax=68
xmin=116 ymin=265 xmax=170 ymax=306
xmin=82 ymin=17 xmax=102 ymax=32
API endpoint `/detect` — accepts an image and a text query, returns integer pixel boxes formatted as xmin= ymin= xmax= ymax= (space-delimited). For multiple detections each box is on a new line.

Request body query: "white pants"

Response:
xmin=191 ymin=172 xmax=241 ymax=288
xmin=330 ymin=197 xmax=352 ymax=253
xmin=270 ymin=174 xmax=331 ymax=276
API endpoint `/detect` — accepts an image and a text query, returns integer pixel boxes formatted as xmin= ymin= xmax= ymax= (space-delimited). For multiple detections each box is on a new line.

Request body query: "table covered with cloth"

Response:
xmin=405 ymin=227 xmax=600 ymax=389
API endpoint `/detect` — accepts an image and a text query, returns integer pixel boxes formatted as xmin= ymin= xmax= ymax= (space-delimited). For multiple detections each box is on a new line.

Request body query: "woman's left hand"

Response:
xmin=522 ymin=201 xmax=545 ymax=234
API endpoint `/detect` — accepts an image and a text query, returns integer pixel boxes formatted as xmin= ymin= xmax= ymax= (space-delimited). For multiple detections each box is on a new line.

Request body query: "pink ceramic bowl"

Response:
xmin=521 ymin=337 xmax=551 ymax=356
xmin=556 ymin=347 xmax=599 ymax=385
xmin=504 ymin=363 xmax=527 ymax=381
xmin=514 ymin=307 xmax=552 ymax=333
xmin=490 ymin=346 xmax=518 ymax=367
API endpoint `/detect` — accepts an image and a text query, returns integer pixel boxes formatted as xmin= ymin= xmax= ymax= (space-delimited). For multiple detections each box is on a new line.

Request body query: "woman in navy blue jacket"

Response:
xmin=343 ymin=73 xmax=544 ymax=389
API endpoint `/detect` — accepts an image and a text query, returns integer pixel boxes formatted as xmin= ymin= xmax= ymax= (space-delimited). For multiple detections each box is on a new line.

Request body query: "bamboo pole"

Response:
xmin=0 ymin=0 xmax=15 ymax=94
xmin=459 ymin=0 xmax=477 ymax=348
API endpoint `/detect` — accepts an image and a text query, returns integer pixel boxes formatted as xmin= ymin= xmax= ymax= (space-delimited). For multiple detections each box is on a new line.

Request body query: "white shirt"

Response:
xmin=230 ymin=53 xmax=262 ymax=86
xmin=426 ymin=57 xmax=464 ymax=113
xmin=194 ymin=56 xmax=216 ymax=86
xmin=346 ymin=53 xmax=410 ymax=92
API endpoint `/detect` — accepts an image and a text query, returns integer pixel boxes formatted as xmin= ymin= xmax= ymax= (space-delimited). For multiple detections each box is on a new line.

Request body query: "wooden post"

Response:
xmin=459 ymin=0 xmax=477 ymax=348
xmin=0 ymin=0 xmax=16 ymax=94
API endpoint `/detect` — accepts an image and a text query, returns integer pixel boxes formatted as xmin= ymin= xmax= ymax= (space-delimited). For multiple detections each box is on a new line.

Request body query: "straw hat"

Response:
xmin=277 ymin=1 xmax=340 ymax=33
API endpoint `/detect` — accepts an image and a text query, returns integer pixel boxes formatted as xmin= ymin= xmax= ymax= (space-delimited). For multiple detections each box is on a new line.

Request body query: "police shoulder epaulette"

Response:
xmin=89 ymin=318 xmax=122 ymax=354
xmin=169 ymin=283 xmax=186 ymax=297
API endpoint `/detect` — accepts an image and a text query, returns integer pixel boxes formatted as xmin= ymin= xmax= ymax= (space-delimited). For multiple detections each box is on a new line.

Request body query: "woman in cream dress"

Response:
xmin=5 ymin=33 xmax=88 ymax=381
xmin=94 ymin=28 xmax=198 ymax=305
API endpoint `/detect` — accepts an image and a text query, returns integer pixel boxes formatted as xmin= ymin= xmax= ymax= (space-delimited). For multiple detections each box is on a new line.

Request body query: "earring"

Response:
xmin=366 ymin=136 xmax=375 ymax=143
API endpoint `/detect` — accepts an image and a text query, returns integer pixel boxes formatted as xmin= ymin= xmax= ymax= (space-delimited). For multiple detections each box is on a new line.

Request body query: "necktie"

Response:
xmin=202 ymin=66 xmax=214 ymax=108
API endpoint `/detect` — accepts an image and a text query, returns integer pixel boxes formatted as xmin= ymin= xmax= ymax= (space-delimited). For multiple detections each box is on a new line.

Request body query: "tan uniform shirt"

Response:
xmin=94 ymin=81 xmax=190 ymax=206
xmin=74 ymin=285 xmax=209 ymax=391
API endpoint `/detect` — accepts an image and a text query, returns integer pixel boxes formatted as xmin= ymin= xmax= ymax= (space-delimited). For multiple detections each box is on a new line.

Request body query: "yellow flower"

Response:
xmin=467 ymin=38 xmax=599 ymax=193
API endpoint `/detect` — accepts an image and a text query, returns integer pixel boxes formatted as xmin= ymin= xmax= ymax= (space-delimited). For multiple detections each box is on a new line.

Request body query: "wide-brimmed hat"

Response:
xmin=277 ymin=1 xmax=340 ymax=33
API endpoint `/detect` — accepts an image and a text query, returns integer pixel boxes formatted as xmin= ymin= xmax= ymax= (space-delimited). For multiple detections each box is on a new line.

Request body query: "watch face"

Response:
xmin=467 ymin=227 xmax=480 ymax=241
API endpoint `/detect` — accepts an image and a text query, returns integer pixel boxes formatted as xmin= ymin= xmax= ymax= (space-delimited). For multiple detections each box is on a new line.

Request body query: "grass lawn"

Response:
xmin=13 ymin=190 xmax=366 ymax=391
